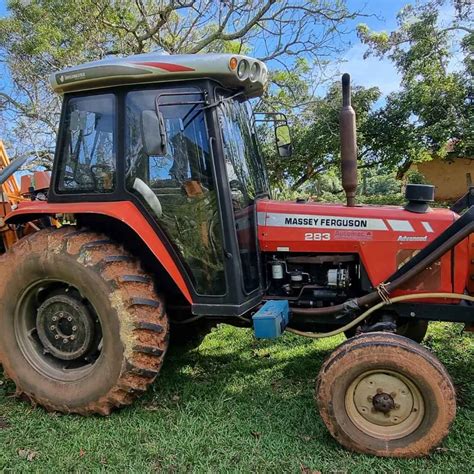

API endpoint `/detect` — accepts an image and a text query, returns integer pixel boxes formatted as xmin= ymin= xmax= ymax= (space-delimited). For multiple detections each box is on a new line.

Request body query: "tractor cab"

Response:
xmin=48 ymin=53 xmax=274 ymax=315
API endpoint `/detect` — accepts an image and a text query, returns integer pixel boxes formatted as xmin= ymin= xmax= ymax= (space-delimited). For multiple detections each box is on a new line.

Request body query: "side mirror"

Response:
xmin=141 ymin=110 xmax=168 ymax=156
xmin=275 ymin=123 xmax=292 ymax=157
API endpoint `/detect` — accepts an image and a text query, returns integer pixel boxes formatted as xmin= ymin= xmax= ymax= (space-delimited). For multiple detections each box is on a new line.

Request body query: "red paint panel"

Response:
xmin=257 ymin=199 xmax=469 ymax=294
xmin=132 ymin=61 xmax=195 ymax=72
xmin=6 ymin=201 xmax=192 ymax=303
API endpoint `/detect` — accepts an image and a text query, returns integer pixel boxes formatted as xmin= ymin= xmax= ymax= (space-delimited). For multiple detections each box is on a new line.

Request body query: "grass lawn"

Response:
xmin=0 ymin=322 xmax=473 ymax=472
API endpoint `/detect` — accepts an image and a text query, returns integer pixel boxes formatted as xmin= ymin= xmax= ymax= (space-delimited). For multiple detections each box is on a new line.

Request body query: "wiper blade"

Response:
xmin=203 ymin=91 xmax=245 ymax=110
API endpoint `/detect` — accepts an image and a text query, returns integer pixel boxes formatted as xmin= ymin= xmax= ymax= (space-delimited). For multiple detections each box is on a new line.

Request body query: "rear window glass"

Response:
xmin=57 ymin=94 xmax=116 ymax=193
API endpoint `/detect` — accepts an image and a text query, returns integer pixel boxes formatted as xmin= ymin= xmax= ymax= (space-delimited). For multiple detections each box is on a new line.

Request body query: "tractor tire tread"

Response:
xmin=0 ymin=226 xmax=168 ymax=415
xmin=316 ymin=332 xmax=456 ymax=457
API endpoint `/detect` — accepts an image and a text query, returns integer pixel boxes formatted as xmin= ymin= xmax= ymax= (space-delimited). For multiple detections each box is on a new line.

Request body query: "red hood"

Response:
xmin=257 ymin=199 xmax=457 ymax=246
xmin=256 ymin=199 xmax=461 ymax=287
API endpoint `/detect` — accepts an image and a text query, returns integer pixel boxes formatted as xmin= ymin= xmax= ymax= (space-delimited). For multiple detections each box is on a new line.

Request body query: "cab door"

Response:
xmin=125 ymin=86 xmax=227 ymax=297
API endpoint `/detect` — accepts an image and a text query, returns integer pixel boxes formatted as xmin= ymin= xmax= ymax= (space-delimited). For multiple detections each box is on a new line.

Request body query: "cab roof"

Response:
xmin=50 ymin=53 xmax=268 ymax=98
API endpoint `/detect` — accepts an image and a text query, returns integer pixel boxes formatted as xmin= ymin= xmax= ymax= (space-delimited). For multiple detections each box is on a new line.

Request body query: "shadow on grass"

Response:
xmin=0 ymin=323 xmax=472 ymax=472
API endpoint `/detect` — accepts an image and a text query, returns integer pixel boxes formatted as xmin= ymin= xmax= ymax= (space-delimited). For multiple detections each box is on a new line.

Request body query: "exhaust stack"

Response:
xmin=340 ymin=73 xmax=358 ymax=207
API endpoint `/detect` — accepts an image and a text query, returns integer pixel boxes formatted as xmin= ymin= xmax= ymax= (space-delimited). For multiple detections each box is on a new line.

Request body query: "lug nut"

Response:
xmin=63 ymin=339 xmax=68 ymax=344
xmin=67 ymin=316 xmax=73 ymax=322
xmin=52 ymin=316 xmax=58 ymax=322
xmin=390 ymin=392 xmax=397 ymax=398
xmin=54 ymin=335 xmax=60 ymax=340
xmin=50 ymin=325 xmax=56 ymax=331
xmin=395 ymin=404 xmax=400 ymax=409
xmin=367 ymin=396 xmax=373 ymax=402
xmin=376 ymin=388 xmax=383 ymax=394
xmin=70 ymin=335 xmax=76 ymax=341
xmin=72 ymin=326 xmax=77 ymax=331
xmin=59 ymin=312 xmax=64 ymax=317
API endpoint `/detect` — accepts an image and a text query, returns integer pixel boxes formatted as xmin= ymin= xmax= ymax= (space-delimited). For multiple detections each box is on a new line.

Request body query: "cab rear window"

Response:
xmin=57 ymin=94 xmax=116 ymax=193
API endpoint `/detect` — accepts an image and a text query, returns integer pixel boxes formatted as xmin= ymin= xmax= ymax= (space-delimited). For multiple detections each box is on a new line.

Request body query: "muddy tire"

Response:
xmin=0 ymin=227 xmax=169 ymax=415
xmin=316 ymin=332 xmax=456 ymax=457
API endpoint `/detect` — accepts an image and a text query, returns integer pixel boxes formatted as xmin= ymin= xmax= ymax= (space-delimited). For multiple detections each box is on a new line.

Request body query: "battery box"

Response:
xmin=252 ymin=300 xmax=290 ymax=339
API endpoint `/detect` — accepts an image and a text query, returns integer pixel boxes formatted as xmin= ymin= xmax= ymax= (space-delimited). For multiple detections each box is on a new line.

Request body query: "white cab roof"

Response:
xmin=50 ymin=53 xmax=268 ymax=98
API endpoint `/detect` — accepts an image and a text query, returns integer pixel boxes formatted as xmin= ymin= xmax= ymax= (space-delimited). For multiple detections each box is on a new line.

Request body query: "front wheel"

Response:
xmin=316 ymin=332 xmax=456 ymax=457
xmin=0 ymin=227 xmax=169 ymax=415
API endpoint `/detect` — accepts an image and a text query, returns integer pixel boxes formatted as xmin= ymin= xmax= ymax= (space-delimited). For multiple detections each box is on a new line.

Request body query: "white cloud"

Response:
xmin=340 ymin=43 xmax=401 ymax=96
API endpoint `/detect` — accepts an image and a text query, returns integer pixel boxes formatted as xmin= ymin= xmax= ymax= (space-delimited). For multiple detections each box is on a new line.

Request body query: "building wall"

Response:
xmin=412 ymin=158 xmax=474 ymax=201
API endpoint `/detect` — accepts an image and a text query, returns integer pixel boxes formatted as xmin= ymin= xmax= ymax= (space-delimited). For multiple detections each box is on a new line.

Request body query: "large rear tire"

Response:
xmin=0 ymin=227 xmax=169 ymax=415
xmin=316 ymin=332 xmax=456 ymax=457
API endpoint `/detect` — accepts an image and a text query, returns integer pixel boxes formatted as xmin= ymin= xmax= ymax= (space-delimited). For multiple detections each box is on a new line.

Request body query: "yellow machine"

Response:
xmin=0 ymin=141 xmax=22 ymax=250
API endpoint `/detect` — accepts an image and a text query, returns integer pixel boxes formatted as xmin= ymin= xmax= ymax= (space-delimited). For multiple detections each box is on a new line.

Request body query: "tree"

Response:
xmin=0 ymin=0 xmax=364 ymax=166
xmin=261 ymin=80 xmax=381 ymax=190
xmin=357 ymin=0 xmax=474 ymax=174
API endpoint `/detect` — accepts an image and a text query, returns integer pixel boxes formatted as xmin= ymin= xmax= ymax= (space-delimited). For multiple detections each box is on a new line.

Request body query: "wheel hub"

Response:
xmin=372 ymin=392 xmax=395 ymax=413
xmin=36 ymin=295 xmax=94 ymax=361
xmin=345 ymin=370 xmax=425 ymax=439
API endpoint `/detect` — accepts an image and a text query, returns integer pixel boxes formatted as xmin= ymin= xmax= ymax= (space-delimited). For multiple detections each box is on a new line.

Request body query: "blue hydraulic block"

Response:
xmin=252 ymin=300 xmax=290 ymax=339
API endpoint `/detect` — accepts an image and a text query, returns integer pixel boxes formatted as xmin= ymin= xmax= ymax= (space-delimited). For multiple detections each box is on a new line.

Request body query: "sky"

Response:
xmin=0 ymin=0 xmax=409 ymax=98
xmin=0 ymin=1 xmax=463 ymax=101
xmin=338 ymin=1 xmax=406 ymax=95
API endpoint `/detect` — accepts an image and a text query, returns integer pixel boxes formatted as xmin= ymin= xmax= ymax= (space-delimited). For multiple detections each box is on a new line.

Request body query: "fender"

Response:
xmin=6 ymin=200 xmax=192 ymax=303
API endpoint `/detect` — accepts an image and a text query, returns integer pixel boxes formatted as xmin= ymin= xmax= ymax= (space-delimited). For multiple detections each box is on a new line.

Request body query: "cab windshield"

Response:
xmin=217 ymin=93 xmax=268 ymax=293
xmin=217 ymin=94 xmax=269 ymax=207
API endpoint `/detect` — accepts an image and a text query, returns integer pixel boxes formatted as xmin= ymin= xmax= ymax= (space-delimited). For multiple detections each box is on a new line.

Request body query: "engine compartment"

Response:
xmin=265 ymin=252 xmax=371 ymax=308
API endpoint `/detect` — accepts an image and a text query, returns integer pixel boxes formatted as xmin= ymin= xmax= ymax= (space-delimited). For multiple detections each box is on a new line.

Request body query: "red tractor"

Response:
xmin=0 ymin=53 xmax=472 ymax=457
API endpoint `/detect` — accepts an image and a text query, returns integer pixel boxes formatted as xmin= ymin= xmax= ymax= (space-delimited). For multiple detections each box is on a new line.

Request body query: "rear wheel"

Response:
xmin=0 ymin=227 xmax=169 ymax=415
xmin=316 ymin=333 xmax=456 ymax=457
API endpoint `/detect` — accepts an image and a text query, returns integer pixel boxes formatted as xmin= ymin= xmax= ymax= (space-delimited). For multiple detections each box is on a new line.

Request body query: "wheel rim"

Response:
xmin=14 ymin=279 xmax=103 ymax=382
xmin=345 ymin=369 xmax=425 ymax=440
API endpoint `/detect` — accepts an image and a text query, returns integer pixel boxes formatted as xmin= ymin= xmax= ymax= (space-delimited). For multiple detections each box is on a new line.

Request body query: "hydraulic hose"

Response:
xmin=291 ymin=213 xmax=474 ymax=317
xmin=286 ymin=292 xmax=474 ymax=339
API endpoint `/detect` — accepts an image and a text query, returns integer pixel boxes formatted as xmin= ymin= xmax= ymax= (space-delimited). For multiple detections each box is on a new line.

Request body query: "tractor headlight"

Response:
xmin=237 ymin=59 xmax=249 ymax=79
xmin=249 ymin=62 xmax=260 ymax=82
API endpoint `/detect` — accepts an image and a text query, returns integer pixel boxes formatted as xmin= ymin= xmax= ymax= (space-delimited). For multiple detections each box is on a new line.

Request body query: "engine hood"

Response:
xmin=257 ymin=199 xmax=457 ymax=252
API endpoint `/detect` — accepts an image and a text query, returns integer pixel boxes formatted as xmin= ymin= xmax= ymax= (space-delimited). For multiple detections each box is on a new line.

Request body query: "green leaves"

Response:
xmin=0 ymin=0 xmax=364 ymax=165
xmin=357 ymin=0 xmax=473 ymax=167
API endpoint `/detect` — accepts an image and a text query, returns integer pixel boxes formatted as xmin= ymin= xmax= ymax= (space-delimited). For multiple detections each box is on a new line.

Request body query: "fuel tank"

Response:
xmin=257 ymin=199 xmax=468 ymax=294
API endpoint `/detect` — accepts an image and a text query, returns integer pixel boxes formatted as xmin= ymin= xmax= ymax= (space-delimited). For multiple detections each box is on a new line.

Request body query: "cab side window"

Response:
xmin=57 ymin=94 xmax=116 ymax=193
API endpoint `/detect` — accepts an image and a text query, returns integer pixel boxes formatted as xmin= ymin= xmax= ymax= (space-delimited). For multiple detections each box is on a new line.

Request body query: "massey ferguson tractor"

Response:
xmin=0 ymin=52 xmax=473 ymax=458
